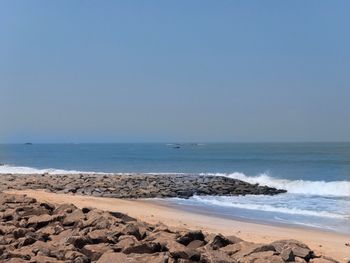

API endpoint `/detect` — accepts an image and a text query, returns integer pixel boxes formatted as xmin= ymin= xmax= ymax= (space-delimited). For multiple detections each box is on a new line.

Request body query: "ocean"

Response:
xmin=0 ymin=143 xmax=349 ymax=233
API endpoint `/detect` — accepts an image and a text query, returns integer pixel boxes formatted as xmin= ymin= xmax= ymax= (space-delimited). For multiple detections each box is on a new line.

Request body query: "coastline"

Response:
xmin=6 ymin=189 xmax=350 ymax=262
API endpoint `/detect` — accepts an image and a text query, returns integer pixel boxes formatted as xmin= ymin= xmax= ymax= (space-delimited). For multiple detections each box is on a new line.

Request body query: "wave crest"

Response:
xmin=202 ymin=172 xmax=350 ymax=197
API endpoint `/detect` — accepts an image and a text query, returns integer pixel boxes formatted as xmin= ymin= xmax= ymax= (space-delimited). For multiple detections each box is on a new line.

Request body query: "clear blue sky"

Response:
xmin=1 ymin=1 xmax=349 ymax=143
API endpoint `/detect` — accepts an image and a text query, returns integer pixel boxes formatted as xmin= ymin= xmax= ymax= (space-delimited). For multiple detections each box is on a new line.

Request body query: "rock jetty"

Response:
xmin=0 ymin=193 xmax=339 ymax=263
xmin=0 ymin=174 xmax=286 ymax=199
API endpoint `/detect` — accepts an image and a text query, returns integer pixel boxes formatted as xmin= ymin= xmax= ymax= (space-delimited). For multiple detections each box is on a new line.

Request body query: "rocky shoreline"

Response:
xmin=0 ymin=174 xmax=286 ymax=199
xmin=0 ymin=193 xmax=340 ymax=263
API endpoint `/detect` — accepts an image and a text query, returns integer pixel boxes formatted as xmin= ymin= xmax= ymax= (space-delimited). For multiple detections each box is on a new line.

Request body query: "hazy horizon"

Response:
xmin=1 ymin=1 xmax=350 ymax=143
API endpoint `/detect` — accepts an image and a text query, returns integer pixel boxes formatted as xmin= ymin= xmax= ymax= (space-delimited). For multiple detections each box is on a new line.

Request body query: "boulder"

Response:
xmin=64 ymin=250 xmax=89 ymax=263
xmin=208 ymin=234 xmax=233 ymax=250
xmin=177 ymin=231 xmax=205 ymax=246
xmin=81 ymin=243 xmax=114 ymax=261
xmin=242 ymin=251 xmax=283 ymax=263
xmin=187 ymin=240 xmax=206 ymax=250
xmin=53 ymin=203 xmax=77 ymax=214
xmin=97 ymin=252 xmax=128 ymax=263
xmin=271 ymin=239 xmax=313 ymax=260
xmin=201 ymin=249 xmax=234 ymax=263
xmin=27 ymin=214 xmax=63 ymax=229
xmin=63 ymin=209 xmax=85 ymax=226
xmin=122 ymin=242 xmax=162 ymax=254
xmin=121 ymin=224 xmax=142 ymax=240
xmin=227 ymin=242 xmax=275 ymax=261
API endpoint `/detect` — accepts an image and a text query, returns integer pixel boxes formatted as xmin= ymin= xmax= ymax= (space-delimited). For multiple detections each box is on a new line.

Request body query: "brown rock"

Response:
xmin=170 ymin=248 xmax=201 ymax=261
xmin=177 ymin=230 xmax=205 ymax=246
xmin=115 ymin=235 xmax=140 ymax=249
xmin=66 ymin=235 xmax=91 ymax=249
xmin=242 ymin=251 xmax=283 ymax=263
xmin=271 ymin=239 xmax=313 ymax=260
xmin=280 ymin=247 xmax=294 ymax=261
xmin=129 ymin=253 xmax=169 ymax=263
xmin=81 ymin=243 xmax=114 ymax=261
xmin=63 ymin=209 xmax=85 ymax=226
xmin=121 ymin=224 xmax=142 ymax=240
xmin=208 ymin=234 xmax=233 ymax=250
xmin=87 ymin=229 xmax=111 ymax=243
xmin=97 ymin=252 xmax=128 ymax=263
xmin=27 ymin=214 xmax=63 ymax=229
xmin=187 ymin=240 xmax=206 ymax=250
xmin=64 ymin=250 xmax=89 ymax=263
xmin=201 ymin=249 xmax=234 ymax=263
xmin=123 ymin=242 xmax=162 ymax=254
xmin=228 ymin=242 xmax=275 ymax=261
xmin=53 ymin=203 xmax=77 ymax=214
xmin=29 ymin=255 xmax=65 ymax=263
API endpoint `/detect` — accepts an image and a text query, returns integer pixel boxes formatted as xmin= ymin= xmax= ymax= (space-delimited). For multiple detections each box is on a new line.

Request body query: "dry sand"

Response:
xmin=5 ymin=189 xmax=350 ymax=262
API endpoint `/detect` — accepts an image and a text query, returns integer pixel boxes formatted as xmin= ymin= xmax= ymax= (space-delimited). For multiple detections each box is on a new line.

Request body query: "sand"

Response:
xmin=5 ymin=189 xmax=350 ymax=262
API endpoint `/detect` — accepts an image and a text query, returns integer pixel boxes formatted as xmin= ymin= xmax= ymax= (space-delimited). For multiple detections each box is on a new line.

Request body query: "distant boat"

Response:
xmin=24 ymin=143 xmax=33 ymax=145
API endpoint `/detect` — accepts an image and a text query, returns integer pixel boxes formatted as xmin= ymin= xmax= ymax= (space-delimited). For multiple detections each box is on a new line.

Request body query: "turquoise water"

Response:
xmin=0 ymin=143 xmax=349 ymax=233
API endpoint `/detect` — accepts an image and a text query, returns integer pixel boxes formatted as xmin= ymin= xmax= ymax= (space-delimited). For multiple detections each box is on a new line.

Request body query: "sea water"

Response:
xmin=0 ymin=143 xmax=349 ymax=233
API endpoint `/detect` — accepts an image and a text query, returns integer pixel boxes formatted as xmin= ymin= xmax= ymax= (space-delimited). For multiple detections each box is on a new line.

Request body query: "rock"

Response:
xmin=115 ymin=235 xmax=140 ymax=249
xmin=15 ymin=236 xmax=36 ymax=248
xmin=53 ymin=203 xmax=77 ymax=214
xmin=87 ymin=229 xmax=111 ymax=243
xmin=242 ymin=251 xmax=283 ymax=263
xmin=0 ymin=173 xmax=287 ymax=200
xmin=110 ymin=211 xmax=136 ymax=222
xmin=30 ymin=255 xmax=65 ymax=262
xmin=27 ymin=214 xmax=63 ymax=229
xmin=201 ymin=250 xmax=234 ymax=263
xmin=280 ymin=247 xmax=294 ymax=261
xmin=97 ymin=252 xmax=128 ymax=263
xmin=271 ymin=239 xmax=313 ymax=260
xmin=177 ymin=230 xmax=205 ymax=246
xmin=170 ymin=248 xmax=201 ymax=261
xmin=37 ymin=222 xmax=64 ymax=236
xmin=187 ymin=240 xmax=206 ymax=250
xmin=81 ymin=243 xmax=114 ymax=261
xmin=128 ymin=253 xmax=169 ymax=263
xmin=0 ymin=193 xmax=339 ymax=263
xmin=64 ymin=250 xmax=89 ymax=263
xmin=121 ymin=224 xmax=142 ymax=240
xmin=63 ymin=209 xmax=85 ymax=226
xmin=66 ymin=235 xmax=91 ymax=249
xmin=123 ymin=242 xmax=162 ymax=254
xmin=208 ymin=234 xmax=233 ymax=250
xmin=227 ymin=242 xmax=276 ymax=261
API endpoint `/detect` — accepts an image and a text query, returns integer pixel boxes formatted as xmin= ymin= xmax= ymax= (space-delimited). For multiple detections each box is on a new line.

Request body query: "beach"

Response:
xmin=4 ymin=189 xmax=350 ymax=262
xmin=1 ymin=143 xmax=349 ymax=262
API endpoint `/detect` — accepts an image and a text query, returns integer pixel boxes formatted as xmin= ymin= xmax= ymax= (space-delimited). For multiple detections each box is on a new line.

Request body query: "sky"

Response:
xmin=1 ymin=1 xmax=350 ymax=143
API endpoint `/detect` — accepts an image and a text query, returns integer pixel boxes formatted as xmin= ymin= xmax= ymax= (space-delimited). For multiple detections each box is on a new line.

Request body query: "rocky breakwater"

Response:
xmin=0 ymin=174 xmax=286 ymax=199
xmin=0 ymin=193 xmax=340 ymax=263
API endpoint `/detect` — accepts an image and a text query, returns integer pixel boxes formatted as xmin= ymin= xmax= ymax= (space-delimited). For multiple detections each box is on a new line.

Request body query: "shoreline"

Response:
xmin=149 ymin=199 xmax=347 ymax=235
xmin=5 ymin=189 xmax=350 ymax=262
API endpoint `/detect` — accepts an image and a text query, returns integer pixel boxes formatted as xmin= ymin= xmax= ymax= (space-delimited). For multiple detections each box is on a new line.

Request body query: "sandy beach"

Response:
xmin=5 ymin=189 xmax=349 ymax=263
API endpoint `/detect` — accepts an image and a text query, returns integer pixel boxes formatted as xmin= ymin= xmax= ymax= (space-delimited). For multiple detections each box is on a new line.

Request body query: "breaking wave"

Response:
xmin=202 ymin=172 xmax=350 ymax=197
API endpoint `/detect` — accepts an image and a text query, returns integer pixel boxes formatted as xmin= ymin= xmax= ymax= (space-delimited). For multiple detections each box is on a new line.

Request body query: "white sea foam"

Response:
xmin=191 ymin=195 xmax=347 ymax=219
xmin=201 ymin=172 xmax=350 ymax=197
xmin=0 ymin=165 xmax=101 ymax=175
